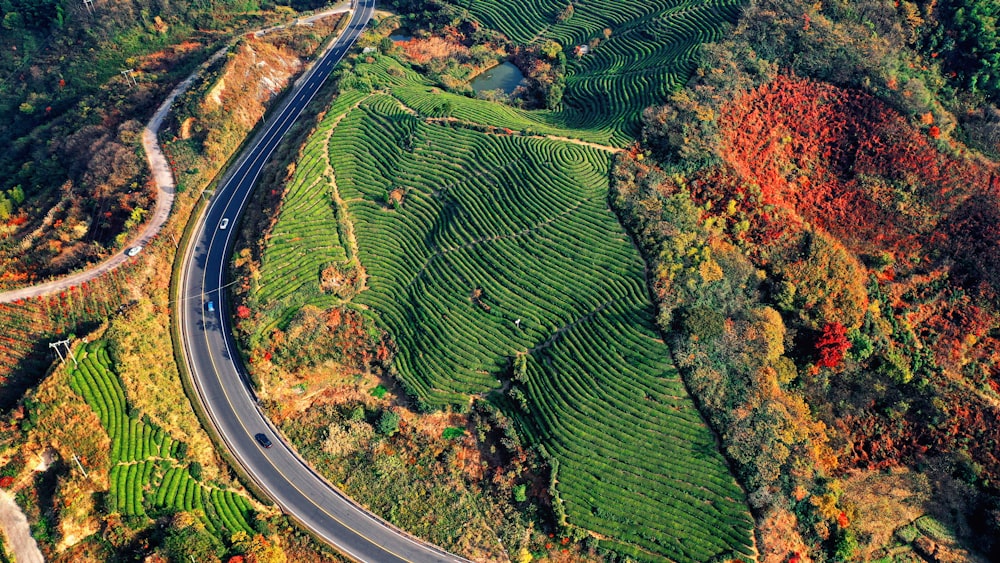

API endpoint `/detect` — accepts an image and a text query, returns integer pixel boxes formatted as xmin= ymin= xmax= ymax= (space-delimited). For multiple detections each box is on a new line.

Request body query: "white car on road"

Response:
xmin=125 ymin=246 xmax=143 ymax=257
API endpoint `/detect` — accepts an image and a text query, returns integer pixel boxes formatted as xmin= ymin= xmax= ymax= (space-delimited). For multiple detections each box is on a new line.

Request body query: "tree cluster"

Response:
xmin=626 ymin=0 xmax=1000 ymax=557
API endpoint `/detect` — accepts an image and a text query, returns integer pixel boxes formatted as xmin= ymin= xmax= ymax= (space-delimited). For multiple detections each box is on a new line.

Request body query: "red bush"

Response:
xmin=236 ymin=305 xmax=252 ymax=319
xmin=816 ymin=322 xmax=850 ymax=368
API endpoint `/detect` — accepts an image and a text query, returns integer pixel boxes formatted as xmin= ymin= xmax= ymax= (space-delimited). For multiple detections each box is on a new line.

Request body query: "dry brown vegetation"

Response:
xmin=397 ymin=36 xmax=469 ymax=64
xmin=107 ymin=278 xmax=222 ymax=478
xmin=26 ymin=354 xmax=111 ymax=549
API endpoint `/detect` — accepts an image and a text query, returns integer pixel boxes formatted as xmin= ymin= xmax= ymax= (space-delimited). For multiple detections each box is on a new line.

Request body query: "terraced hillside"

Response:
xmin=453 ymin=0 xmax=743 ymax=143
xmin=249 ymin=54 xmax=754 ymax=562
xmin=69 ymin=342 xmax=257 ymax=535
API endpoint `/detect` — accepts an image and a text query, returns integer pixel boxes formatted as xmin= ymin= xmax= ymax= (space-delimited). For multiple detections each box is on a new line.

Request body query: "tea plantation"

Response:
xmin=69 ymin=342 xmax=256 ymax=535
xmin=249 ymin=53 xmax=754 ymax=561
xmin=453 ymin=0 xmax=744 ymax=143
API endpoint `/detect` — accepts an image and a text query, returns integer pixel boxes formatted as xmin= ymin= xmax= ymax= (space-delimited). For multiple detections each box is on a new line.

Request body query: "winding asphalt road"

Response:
xmin=179 ymin=2 xmax=469 ymax=561
xmin=0 ymin=5 xmax=351 ymax=305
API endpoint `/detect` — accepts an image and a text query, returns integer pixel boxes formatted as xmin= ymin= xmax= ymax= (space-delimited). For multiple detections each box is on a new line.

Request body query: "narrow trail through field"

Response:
xmin=423 ymin=116 xmax=623 ymax=153
xmin=383 ymin=94 xmax=621 ymax=153
xmin=319 ymin=97 xmax=368 ymax=264
xmin=529 ymin=299 xmax=617 ymax=354
xmin=0 ymin=4 xmax=351 ymax=305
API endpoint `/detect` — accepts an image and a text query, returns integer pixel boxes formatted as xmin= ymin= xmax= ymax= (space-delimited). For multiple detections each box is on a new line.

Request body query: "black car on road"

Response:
xmin=254 ymin=433 xmax=272 ymax=449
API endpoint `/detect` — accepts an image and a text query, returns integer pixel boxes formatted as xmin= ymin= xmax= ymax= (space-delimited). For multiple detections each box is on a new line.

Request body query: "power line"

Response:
xmin=170 ymin=278 xmax=242 ymax=306
xmin=121 ymin=68 xmax=137 ymax=87
xmin=71 ymin=452 xmax=89 ymax=477
xmin=48 ymin=338 xmax=77 ymax=367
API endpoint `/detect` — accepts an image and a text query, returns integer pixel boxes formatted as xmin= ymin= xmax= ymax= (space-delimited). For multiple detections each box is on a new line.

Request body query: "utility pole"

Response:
xmin=121 ymin=68 xmax=137 ymax=87
xmin=83 ymin=0 xmax=95 ymax=14
xmin=71 ymin=453 xmax=89 ymax=478
xmin=48 ymin=338 xmax=76 ymax=367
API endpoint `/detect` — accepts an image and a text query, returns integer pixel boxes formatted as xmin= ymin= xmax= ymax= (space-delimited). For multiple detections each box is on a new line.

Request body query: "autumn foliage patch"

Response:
xmin=815 ymin=322 xmax=850 ymax=369
xmin=717 ymin=75 xmax=994 ymax=259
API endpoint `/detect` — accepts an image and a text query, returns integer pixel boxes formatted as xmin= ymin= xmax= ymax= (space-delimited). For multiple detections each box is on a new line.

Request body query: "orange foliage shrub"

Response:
xmin=668 ymin=73 xmax=1000 ymax=483
xmin=398 ymin=37 xmax=469 ymax=64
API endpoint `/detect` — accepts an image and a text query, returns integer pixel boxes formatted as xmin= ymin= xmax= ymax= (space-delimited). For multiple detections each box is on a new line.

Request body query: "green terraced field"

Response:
xmin=251 ymin=58 xmax=754 ymax=558
xmin=453 ymin=0 xmax=743 ymax=143
xmin=69 ymin=342 xmax=255 ymax=535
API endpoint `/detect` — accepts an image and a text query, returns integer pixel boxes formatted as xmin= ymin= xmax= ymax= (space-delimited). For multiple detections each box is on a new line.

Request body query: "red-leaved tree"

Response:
xmin=816 ymin=322 xmax=850 ymax=368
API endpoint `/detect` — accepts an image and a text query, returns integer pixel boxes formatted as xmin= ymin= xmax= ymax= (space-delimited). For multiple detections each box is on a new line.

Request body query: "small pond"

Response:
xmin=389 ymin=34 xmax=412 ymax=42
xmin=470 ymin=61 xmax=525 ymax=94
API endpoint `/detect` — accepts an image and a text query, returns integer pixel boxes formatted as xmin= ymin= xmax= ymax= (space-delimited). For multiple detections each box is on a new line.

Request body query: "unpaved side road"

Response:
xmin=0 ymin=490 xmax=43 ymax=563
xmin=0 ymin=3 xmax=350 ymax=305
xmin=0 ymin=46 xmax=226 ymax=305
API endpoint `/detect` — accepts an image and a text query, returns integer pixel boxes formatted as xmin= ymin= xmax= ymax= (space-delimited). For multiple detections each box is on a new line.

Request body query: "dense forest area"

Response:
xmin=0 ymin=0 xmax=328 ymax=289
xmin=613 ymin=0 xmax=1000 ymax=560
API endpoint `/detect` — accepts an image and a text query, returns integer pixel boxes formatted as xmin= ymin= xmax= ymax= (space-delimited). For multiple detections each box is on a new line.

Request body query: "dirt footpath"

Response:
xmin=0 ymin=490 xmax=44 ymax=563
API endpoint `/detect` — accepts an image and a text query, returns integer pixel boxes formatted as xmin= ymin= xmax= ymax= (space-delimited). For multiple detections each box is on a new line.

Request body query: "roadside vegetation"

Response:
xmin=0 ymin=0 xmax=336 ymax=290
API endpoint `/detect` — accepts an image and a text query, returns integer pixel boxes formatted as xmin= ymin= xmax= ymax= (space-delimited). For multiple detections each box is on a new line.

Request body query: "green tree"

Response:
xmin=833 ymin=528 xmax=859 ymax=561
xmin=9 ymin=185 xmax=24 ymax=205
xmin=933 ymin=0 xmax=1000 ymax=101
xmin=513 ymin=483 xmax=527 ymax=502
xmin=161 ymin=518 xmax=223 ymax=563
xmin=679 ymin=306 xmax=725 ymax=340
xmin=540 ymin=40 xmax=562 ymax=60
xmin=847 ymin=328 xmax=874 ymax=361
xmin=377 ymin=409 xmax=401 ymax=436
xmin=2 ymin=12 xmax=23 ymax=30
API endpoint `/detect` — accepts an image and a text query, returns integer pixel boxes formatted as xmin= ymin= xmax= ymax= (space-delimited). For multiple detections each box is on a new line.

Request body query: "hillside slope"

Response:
xmin=235 ymin=50 xmax=755 ymax=563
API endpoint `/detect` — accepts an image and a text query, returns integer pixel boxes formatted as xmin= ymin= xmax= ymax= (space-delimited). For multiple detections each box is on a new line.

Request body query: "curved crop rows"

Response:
xmin=353 ymin=57 xmax=619 ymax=144
xmin=256 ymin=90 xmax=371 ymax=322
xmin=453 ymin=0 xmax=743 ymax=143
xmin=563 ymin=1 xmax=740 ymax=140
xmin=253 ymin=83 xmax=754 ymax=561
xmin=69 ymin=342 xmax=254 ymax=533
